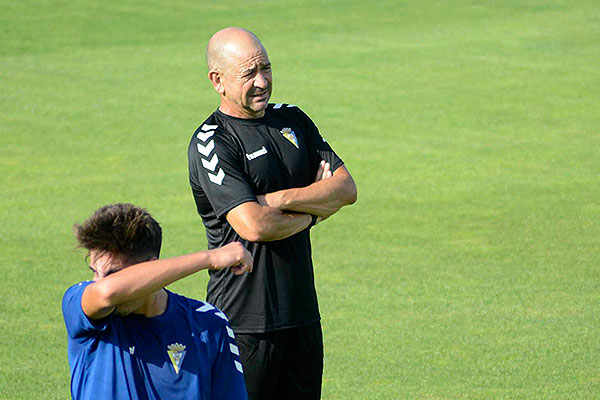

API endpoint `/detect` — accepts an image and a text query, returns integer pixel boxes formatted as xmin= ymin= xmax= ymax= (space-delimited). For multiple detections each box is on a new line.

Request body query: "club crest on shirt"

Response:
xmin=280 ymin=127 xmax=299 ymax=149
xmin=167 ymin=343 xmax=187 ymax=374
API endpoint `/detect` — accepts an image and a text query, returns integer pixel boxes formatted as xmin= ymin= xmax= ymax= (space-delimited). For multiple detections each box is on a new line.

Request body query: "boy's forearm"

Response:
xmin=82 ymin=243 xmax=251 ymax=319
xmin=82 ymin=252 xmax=212 ymax=319
xmin=97 ymin=253 xmax=212 ymax=305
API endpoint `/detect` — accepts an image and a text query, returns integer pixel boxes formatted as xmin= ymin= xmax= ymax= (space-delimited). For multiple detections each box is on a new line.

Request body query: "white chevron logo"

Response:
xmin=201 ymin=154 xmax=219 ymax=171
xmin=202 ymin=124 xmax=218 ymax=131
xmin=208 ymin=168 xmax=225 ymax=185
xmin=196 ymin=303 xmax=215 ymax=313
xmin=214 ymin=310 xmax=229 ymax=320
xmin=226 ymin=326 xmax=235 ymax=338
xmin=197 ymin=140 xmax=214 ymax=157
xmin=235 ymin=360 xmax=243 ymax=373
xmin=197 ymin=130 xmax=215 ymax=142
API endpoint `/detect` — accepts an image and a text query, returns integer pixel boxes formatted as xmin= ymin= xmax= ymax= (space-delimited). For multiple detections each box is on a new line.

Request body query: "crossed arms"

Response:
xmin=226 ymin=162 xmax=357 ymax=242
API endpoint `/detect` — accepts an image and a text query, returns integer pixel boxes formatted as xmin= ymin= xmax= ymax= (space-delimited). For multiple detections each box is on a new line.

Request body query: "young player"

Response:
xmin=62 ymin=203 xmax=252 ymax=399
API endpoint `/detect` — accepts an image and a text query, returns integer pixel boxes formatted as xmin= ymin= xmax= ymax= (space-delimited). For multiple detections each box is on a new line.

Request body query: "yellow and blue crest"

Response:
xmin=280 ymin=127 xmax=299 ymax=149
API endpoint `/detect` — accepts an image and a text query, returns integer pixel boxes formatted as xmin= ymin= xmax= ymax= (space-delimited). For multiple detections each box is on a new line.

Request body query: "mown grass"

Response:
xmin=1 ymin=1 xmax=598 ymax=398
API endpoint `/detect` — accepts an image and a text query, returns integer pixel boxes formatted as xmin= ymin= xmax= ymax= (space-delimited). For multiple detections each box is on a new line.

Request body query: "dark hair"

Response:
xmin=74 ymin=203 xmax=162 ymax=263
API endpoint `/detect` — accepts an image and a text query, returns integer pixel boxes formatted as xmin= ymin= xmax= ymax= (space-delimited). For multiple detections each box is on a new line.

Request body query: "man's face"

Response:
xmin=88 ymin=250 xmax=144 ymax=315
xmin=219 ymin=45 xmax=272 ymax=119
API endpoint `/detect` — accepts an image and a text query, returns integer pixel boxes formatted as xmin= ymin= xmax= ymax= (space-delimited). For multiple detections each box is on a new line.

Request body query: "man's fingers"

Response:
xmin=315 ymin=161 xmax=332 ymax=182
xmin=314 ymin=160 xmax=325 ymax=182
xmin=256 ymin=194 xmax=268 ymax=206
xmin=321 ymin=162 xmax=331 ymax=180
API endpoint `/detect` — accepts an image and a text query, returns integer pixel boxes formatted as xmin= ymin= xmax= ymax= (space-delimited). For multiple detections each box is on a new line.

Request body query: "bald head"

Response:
xmin=207 ymin=27 xmax=266 ymax=72
xmin=205 ymin=27 xmax=273 ymax=119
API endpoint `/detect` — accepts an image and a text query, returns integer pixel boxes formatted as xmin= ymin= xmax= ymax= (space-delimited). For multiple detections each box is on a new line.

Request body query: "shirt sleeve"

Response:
xmin=189 ymin=127 xmax=257 ymax=218
xmin=62 ymin=281 xmax=112 ymax=339
xmin=210 ymin=319 xmax=248 ymax=400
xmin=295 ymin=107 xmax=345 ymax=174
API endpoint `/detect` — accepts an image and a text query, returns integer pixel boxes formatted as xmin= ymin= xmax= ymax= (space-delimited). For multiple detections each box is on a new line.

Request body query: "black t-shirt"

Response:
xmin=188 ymin=103 xmax=344 ymax=333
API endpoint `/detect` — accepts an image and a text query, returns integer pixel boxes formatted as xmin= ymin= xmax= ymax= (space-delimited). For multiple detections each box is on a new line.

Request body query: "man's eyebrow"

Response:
xmin=241 ymin=66 xmax=257 ymax=75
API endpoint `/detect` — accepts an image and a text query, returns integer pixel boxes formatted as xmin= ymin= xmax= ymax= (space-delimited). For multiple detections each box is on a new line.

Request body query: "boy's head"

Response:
xmin=74 ymin=204 xmax=162 ymax=279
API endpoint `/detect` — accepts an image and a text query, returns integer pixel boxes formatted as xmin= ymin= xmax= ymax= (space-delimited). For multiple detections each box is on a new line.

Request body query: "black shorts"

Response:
xmin=235 ymin=321 xmax=324 ymax=400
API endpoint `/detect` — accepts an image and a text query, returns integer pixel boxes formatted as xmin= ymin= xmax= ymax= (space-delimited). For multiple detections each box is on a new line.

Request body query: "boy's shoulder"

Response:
xmin=168 ymin=291 xmax=231 ymax=328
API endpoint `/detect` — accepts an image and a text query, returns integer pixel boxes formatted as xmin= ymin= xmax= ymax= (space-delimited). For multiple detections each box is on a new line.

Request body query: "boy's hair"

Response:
xmin=74 ymin=203 xmax=162 ymax=263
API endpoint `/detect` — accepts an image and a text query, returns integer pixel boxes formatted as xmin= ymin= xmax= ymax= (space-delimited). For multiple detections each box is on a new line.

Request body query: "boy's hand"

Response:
xmin=209 ymin=242 xmax=253 ymax=275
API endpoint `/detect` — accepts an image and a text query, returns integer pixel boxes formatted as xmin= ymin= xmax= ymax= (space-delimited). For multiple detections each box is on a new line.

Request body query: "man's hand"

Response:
xmin=255 ymin=161 xmax=356 ymax=219
xmin=257 ymin=160 xmax=334 ymax=208
xmin=208 ymin=242 xmax=253 ymax=275
xmin=226 ymin=201 xmax=313 ymax=242
xmin=314 ymin=160 xmax=332 ymax=182
xmin=234 ymin=160 xmax=355 ymax=241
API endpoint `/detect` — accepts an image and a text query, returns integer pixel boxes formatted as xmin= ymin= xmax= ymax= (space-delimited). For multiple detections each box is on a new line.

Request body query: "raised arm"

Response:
xmin=82 ymin=243 xmax=252 ymax=319
xmin=226 ymin=202 xmax=313 ymax=242
xmin=258 ymin=163 xmax=357 ymax=219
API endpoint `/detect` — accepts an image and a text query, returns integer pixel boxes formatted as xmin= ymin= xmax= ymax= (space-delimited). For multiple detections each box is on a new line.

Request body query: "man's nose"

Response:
xmin=254 ymin=71 xmax=269 ymax=88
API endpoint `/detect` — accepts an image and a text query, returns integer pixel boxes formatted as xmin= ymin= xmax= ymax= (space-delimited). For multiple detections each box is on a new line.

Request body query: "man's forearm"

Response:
xmin=226 ymin=202 xmax=312 ymax=242
xmin=263 ymin=166 xmax=357 ymax=218
xmin=254 ymin=208 xmax=313 ymax=241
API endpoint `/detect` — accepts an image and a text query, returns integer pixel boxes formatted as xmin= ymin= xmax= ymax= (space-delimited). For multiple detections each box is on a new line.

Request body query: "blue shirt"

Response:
xmin=62 ymin=281 xmax=248 ymax=400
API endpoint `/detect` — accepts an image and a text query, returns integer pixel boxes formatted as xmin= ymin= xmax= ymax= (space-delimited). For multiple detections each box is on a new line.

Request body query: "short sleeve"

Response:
xmin=295 ymin=107 xmax=344 ymax=173
xmin=209 ymin=319 xmax=248 ymax=400
xmin=189 ymin=126 xmax=257 ymax=218
xmin=62 ymin=281 xmax=112 ymax=339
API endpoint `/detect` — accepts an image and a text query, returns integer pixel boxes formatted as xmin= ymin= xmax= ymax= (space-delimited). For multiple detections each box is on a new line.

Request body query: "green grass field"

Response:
xmin=1 ymin=1 xmax=599 ymax=398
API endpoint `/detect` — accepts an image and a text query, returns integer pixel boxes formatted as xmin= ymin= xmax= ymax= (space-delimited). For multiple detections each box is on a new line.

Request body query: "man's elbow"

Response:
xmin=341 ymin=178 xmax=358 ymax=206
xmin=227 ymin=206 xmax=275 ymax=242
xmin=238 ymin=229 xmax=262 ymax=243
xmin=234 ymin=221 xmax=271 ymax=242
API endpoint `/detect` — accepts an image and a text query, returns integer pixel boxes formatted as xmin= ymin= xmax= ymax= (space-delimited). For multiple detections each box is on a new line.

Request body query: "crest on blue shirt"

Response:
xmin=167 ymin=343 xmax=187 ymax=374
xmin=280 ymin=127 xmax=299 ymax=149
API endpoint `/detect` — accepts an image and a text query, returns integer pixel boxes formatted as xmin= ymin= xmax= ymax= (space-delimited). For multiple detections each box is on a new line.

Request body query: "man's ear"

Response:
xmin=208 ymin=70 xmax=225 ymax=94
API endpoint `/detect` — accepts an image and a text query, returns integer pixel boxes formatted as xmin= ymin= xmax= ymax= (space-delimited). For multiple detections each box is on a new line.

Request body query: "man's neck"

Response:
xmin=218 ymin=103 xmax=265 ymax=119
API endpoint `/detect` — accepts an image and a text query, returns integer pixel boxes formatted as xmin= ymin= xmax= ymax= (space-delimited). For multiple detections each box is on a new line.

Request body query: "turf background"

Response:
xmin=1 ymin=1 xmax=598 ymax=398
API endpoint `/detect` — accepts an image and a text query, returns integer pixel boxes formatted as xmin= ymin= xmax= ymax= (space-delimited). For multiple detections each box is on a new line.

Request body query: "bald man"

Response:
xmin=188 ymin=27 xmax=357 ymax=399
